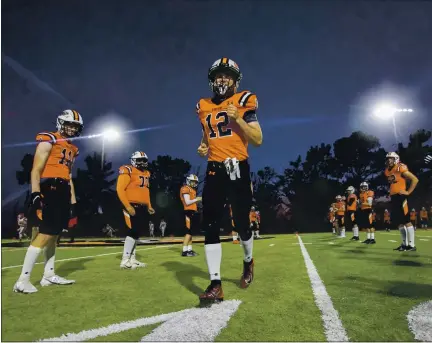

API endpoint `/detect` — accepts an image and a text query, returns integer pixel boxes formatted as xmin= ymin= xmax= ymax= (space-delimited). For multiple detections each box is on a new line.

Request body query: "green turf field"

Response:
xmin=1 ymin=231 xmax=432 ymax=342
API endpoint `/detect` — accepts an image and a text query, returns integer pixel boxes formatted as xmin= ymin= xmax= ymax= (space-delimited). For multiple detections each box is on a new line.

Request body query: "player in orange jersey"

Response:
xmin=333 ymin=195 xmax=346 ymax=237
xmin=383 ymin=209 xmax=391 ymax=231
xmin=117 ymin=151 xmax=155 ymax=269
xmin=180 ymin=174 xmax=202 ymax=256
xmin=13 ymin=110 xmax=83 ymax=294
xmin=409 ymin=208 xmax=417 ymax=230
xmin=328 ymin=206 xmax=336 ymax=234
xmin=384 ymin=152 xmax=419 ymax=251
xmin=420 ymin=207 xmax=428 ymax=229
xmin=196 ymin=57 xmax=263 ymax=304
xmin=358 ymin=182 xmax=375 ymax=244
xmin=255 ymin=209 xmax=261 ymax=238
xmin=345 ymin=186 xmax=359 ymax=241
xmin=226 ymin=204 xmax=240 ymax=244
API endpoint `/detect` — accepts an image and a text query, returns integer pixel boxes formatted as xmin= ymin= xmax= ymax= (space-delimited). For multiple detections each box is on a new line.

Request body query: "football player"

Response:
xmin=17 ymin=214 xmax=28 ymax=242
xmin=116 ymin=151 xmax=155 ymax=269
xmin=383 ymin=209 xmax=391 ymax=232
xmin=420 ymin=207 xmax=428 ymax=229
xmin=255 ymin=209 xmax=262 ymax=239
xmin=159 ymin=219 xmax=167 ymax=237
xmin=226 ymin=204 xmax=240 ymax=244
xmin=384 ymin=152 xmax=419 ymax=251
xmin=328 ymin=206 xmax=336 ymax=234
xmin=250 ymin=206 xmax=260 ymax=239
xmin=358 ymin=182 xmax=375 ymax=244
xmin=409 ymin=208 xmax=417 ymax=230
xmin=333 ymin=195 xmax=346 ymax=237
xmin=196 ymin=57 xmax=263 ymax=304
xmin=180 ymin=174 xmax=202 ymax=256
xmin=345 ymin=186 xmax=359 ymax=241
xmin=13 ymin=110 xmax=82 ymax=293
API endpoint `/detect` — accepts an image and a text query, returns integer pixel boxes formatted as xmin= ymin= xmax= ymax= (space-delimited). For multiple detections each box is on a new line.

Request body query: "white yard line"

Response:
xmin=1 ymin=245 xmax=173 ymax=270
xmin=379 ymin=233 xmax=432 ymax=238
xmin=297 ymin=235 xmax=349 ymax=342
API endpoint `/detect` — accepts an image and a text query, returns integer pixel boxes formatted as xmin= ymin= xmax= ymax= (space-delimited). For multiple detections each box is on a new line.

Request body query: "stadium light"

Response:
xmin=372 ymin=103 xmax=414 ymax=144
xmin=101 ymin=127 xmax=121 ymax=168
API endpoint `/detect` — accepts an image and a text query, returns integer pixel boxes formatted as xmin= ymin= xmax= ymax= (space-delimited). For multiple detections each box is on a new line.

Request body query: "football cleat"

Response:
xmin=181 ymin=251 xmax=189 ymax=257
xmin=369 ymin=239 xmax=376 ymax=244
xmin=187 ymin=250 xmax=198 ymax=257
xmin=120 ymin=258 xmax=133 ymax=269
xmin=393 ymin=244 xmax=407 ymax=251
xmin=240 ymin=259 xmax=254 ymax=289
xmin=362 ymin=239 xmax=371 ymax=244
xmin=199 ymin=283 xmax=224 ymax=304
xmin=13 ymin=280 xmax=38 ymax=294
xmin=130 ymin=257 xmax=147 ymax=268
xmin=40 ymin=275 xmax=75 ymax=286
xmin=405 ymin=246 xmax=417 ymax=252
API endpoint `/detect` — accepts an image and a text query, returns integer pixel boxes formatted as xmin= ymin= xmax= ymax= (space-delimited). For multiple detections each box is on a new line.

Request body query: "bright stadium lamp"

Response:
xmin=101 ymin=127 xmax=121 ymax=168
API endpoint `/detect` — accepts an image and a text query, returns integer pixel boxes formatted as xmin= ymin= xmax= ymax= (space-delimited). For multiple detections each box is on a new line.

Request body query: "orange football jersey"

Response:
xmin=384 ymin=212 xmax=390 ymax=221
xmin=249 ymin=211 xmax=257 ymax=223
xmin=196 ymin=90 xmax=259 ymax=162
xmin=359 ymin=190 xmax=374 ymax=210
xmin=117 ymin=165 xmax=151 ymax=205
xmin=335 ymin=201 xmax=345 ymax=215
xmin=410 ymin=211 xmax=417 ymax=221
xmin=346 ymin=194 xmax=358 ymax=211
xmin=420 ymin=210 xmax=428 ymax=219
xmin=36 ymin=131 xmax=79 ymax=181
xmin=384 ymin=163 xmax=409 ymax=196
xmin=180 ymin=185 xmax=197 ymax=211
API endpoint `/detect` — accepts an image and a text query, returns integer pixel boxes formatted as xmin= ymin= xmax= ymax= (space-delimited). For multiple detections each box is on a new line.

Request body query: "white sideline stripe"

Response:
xmin=40 ymin=300 xmax=241 ymax=342
xmin=1 ymin=245 xmax=173 ymax=270
xmin=407 ymin=300 xmax=432 ymax=342
xmin=381 ymin=233 xmax=432 ymax=238
xmin=297 ymin=235 xmax=349 ymax=342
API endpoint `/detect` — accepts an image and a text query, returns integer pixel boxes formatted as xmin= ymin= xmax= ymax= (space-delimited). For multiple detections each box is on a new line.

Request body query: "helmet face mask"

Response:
xmin=346 ymin=186 xmax=355 ymax=195
xmin=56 ymin=110 xmax=84 ymax=138
xmin=385 ymin=152 xmax=400 ymax=168
xmin=131 ymin=152 xmax=148 ymax=170
xmin=186 ymin=174 xmax=198 ymax=188
xmin=208 ymin=58 xmax=242 ymax=98
xmin=360 ymin=182 xmax=368 ymax=192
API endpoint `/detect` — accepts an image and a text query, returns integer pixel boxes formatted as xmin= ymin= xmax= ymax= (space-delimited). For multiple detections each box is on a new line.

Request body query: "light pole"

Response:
xmin=373 ymin=105 xmax=413 ymax=144
xmin=100 ymin=128 xmax=120 ymax=169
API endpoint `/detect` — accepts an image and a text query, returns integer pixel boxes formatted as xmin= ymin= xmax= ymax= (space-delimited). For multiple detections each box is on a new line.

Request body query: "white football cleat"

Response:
xmin=13 ymin=279 xmax=38 ymax=294
xmin=40 ymin=275 xmax=75 ymax=287
xmin=120 ymin=258 xmax=133 ymax=269
xmin=130 ymin=257 xmax=147 ymax=268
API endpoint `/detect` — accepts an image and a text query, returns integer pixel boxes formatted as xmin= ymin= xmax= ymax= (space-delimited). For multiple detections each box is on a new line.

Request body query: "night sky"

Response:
xmin=2 ymin=0 xmax=432 ymax=202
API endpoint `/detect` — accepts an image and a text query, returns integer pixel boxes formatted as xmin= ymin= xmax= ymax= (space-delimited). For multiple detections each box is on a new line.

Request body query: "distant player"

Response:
xmin=345 ymin=186 xmax=359 ymax=241
xmin=333 ymin=195 xmax=346 ymax=237
xmin=250 ymin=206 xmax=260 ymax=239
xmin=13 ymin=109 xmax=82 ymax=294
xmin=358 ymin=182 xmax=375 ymax=244
xmin=149 ymin=221 xmax=155 ymax=238
xmin=419 ymin=207 xmax=428 ymax=229
xmin=116 ymin=151 xmax=155 ymax=269
xmin=180 ymin=174 xmax=201 ymax=256
xmin=159 ymin=219 xmax=167 ymax=237
xmin=227 ymin=204 xmax=240 ymax=244
xmin=383 ymin=209 xmax=391 ymax=232
xmin=17 ymin=214 xmax=28 ymax=241
xmin=328 ymin=206 xmax=336 ymax=234
xmin=409 ymin=208 xmax=417 ymax=230
xmin=384 ymin=152 xmax=419 ymax=251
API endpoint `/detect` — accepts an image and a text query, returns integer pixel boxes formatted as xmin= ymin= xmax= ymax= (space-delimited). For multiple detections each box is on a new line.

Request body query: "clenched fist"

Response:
xmin=197 ymin=143 xmax=208 ymax=157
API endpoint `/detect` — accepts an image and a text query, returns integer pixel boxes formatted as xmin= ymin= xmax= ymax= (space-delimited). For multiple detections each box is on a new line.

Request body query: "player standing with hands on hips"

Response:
xmin=196 ymin=57 xmax=263 ymax=304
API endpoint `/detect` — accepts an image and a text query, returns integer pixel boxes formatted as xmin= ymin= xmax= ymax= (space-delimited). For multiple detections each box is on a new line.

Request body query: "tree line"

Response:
xmin=7 ymin=129 xmax=432 ymax=238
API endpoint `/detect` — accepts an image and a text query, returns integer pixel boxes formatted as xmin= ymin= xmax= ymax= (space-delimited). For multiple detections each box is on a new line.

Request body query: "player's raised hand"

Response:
xmin=197 ymin=143 xmax=208 ymax=157
xmin=226 ymin=103 xmax=239 ymax=121
xmin=126 ymin=205 xmax=136 ymax=216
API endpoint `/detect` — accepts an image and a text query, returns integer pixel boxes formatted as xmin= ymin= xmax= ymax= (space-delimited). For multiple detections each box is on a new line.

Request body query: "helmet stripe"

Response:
xmin=72 ymin=110 xmax=79 ymax=121
xmin=222 ymin=57 xmax=228 ymax=64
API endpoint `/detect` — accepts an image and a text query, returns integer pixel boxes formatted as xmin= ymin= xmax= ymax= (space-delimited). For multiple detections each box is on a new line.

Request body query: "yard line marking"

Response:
xmin=269 ymin=244 xmax=275 ymax=247
xmin=297 ymin=235 xmax=349 ymax=342
xmin=39 ymin=300 xmax=241 ymax=342
xmin=1 ymin=245 xmax=174 ymax=270
xmin=292 ymin=242 xmax=312 ymax=245
xmin=329 ymin=242 xmax=335 ymax=245
xmin=380 ymin=233 xmax=432 ymax=238
xmin=388 ymin=240 xmax=397 ymax=243
xmin=419 ymin=239 xmax=429 ymax=242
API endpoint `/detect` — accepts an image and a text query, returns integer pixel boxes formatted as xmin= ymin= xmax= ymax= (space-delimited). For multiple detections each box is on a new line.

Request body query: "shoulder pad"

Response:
xmin=119 ymin=165 xmax=132 ymax=175
xmin=36 ymin=132 xmax=57 ymax=144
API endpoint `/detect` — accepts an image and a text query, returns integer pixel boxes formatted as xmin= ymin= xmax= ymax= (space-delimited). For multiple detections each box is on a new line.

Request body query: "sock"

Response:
xmin=19 ymin=245 xmax=42 ymax=281
xmin=123 ymin=236 xmax=135 ymax=260
xmin=332 ymin=228 xmax=336 ymax=233
xmin=353 ymin=226 xmax=358 ymax=237
xmin=43 ymin=243 xmax=56 ymax=278
xmin=183 ymin=246 xmax=188 ymax=252
xmin=341 ymin=229 xmax=346 ymax=237
xmin=371 ymin=232 xmax=375 ymax=240
xmin=367 ymin=232 xmax=371 ymax=239
xmin=399 ymin=226 xmax=407 ymax=246
xmin=406 ymin=225 xmax=415 ymax=247
xmin=131 ymin=241 xmax=137 ymax=260
xmin=241 ymin=235 xmax=254 ymax=263
xmin=187 ymin=245 xmax=192 ymax=252
xmin=256 ymin=231 xmax=260 ymax=237
xmin=233 ymin=234 xmax=238 ymax=241
xmin=204 ymin=243 xmax=222 ymax=281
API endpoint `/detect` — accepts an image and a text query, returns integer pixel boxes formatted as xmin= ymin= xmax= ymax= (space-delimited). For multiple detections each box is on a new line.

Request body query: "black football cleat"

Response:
xmin=199 ymin=283 xmax=224 ymax=306
xmin=369 ymin=239 xmax=376 ymax=244
xmin=187 ymin=250 xmax=198 ymax=257
xmin=181 ymin=251 xmax=189 ymax=257
xmin=362 ymin=239 xmax=371 ymax=244
xmin=393 ymin=244 xmax=407 ymax=251
xmin=405 ymin=246 xmax=417 ymax=252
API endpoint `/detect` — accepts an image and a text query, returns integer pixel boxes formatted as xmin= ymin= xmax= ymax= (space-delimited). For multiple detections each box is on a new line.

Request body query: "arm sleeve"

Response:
xmin=116 ymin=174 xmax=131 ymax=209
xmin=183 ymin=193 xmax=199 ymax=206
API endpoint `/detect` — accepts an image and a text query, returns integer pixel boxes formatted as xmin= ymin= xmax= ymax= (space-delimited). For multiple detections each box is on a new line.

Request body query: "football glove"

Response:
xmin=68 ymin=203 xmax=78 ymax=228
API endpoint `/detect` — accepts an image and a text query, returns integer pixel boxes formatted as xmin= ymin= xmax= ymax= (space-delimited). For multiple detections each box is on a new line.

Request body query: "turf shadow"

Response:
xmin=56 ymin=258 xmax=92 ymax=276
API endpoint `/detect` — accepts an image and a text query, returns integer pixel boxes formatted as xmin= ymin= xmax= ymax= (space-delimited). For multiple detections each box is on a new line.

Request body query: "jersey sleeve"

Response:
xmin=196 ymin=100 xmax=201 ymax=115
xmin=36 ymin=132 xmax=57 ymax=144
xmin=399 ymin=163 xmax=409 ymax=173
xmin=180 ymin=186 xmax=190 ymax=195
xmin=119 ymin=165 xmax=132 ymax=175
xmin=238 ymin=92 xmax=258 ymax=123
xmin=369 ymin=191 xmax=375 ymax=198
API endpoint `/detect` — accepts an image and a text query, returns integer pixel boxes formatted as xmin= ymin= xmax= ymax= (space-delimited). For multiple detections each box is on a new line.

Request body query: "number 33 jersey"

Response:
xmin=118 ymin=165 xmax=151 ymax=205
xmin=36 ymin=131 xmax=79 ymax=181
xmin=196 ymin=90 xmax=259 ymax=163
